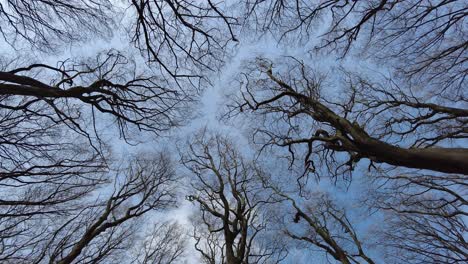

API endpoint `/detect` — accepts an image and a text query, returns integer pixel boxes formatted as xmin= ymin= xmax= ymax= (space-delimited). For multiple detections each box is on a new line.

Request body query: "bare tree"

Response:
xmin=54 ymin=154 xmax=177 ymax=264
xmin=235 ymin=58 xmax=467 ymax=176
xmin=231 ymin=3 xmax=467 ymax=261
xmin=223 ymin=33 xmax=467 ymax=264
xmin=0 ymin=0 xmax=240 ymax=212
xmin=227 ymin=57 xmax=468 ymax=261
xmin=181 ymin=131 xmax=287 ymax=264
xmin=0 ymin=1 xmax=242 ymax=263
xmin=0 ymin=1 xmax=243 ymax=263
xmin=0 ymin=50 xmax=185 ymax=261
xmin=1 ymin=153 xmax=179 ymax=263
xmin=0 ymin=50 xmax=187 ymax=135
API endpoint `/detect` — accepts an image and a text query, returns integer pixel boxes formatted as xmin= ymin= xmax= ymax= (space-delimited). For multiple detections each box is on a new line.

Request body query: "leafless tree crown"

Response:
xmin=0 ymin=0 xmax=467 ymax=263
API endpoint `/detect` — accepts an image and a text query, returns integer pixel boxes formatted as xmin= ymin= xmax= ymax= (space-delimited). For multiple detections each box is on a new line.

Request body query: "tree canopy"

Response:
xmin=0 ymin=1 xmax=466 ymax=263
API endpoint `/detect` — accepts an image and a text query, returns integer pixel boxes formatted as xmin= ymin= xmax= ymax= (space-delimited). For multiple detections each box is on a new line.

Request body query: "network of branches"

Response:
xmin=0 ymin=0 xmax=466 ymax=263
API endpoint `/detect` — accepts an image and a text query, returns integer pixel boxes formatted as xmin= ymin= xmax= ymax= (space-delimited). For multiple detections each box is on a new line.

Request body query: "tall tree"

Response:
xmin=229 ymin=1 xmax=468 ymax=263
xmin=0 ymin=1 xmax=238 ymax=262
xmin=181 ymin=131 xmax=286 ymax=264
xmin=1 ymin=153 xmax=180 ymax=263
